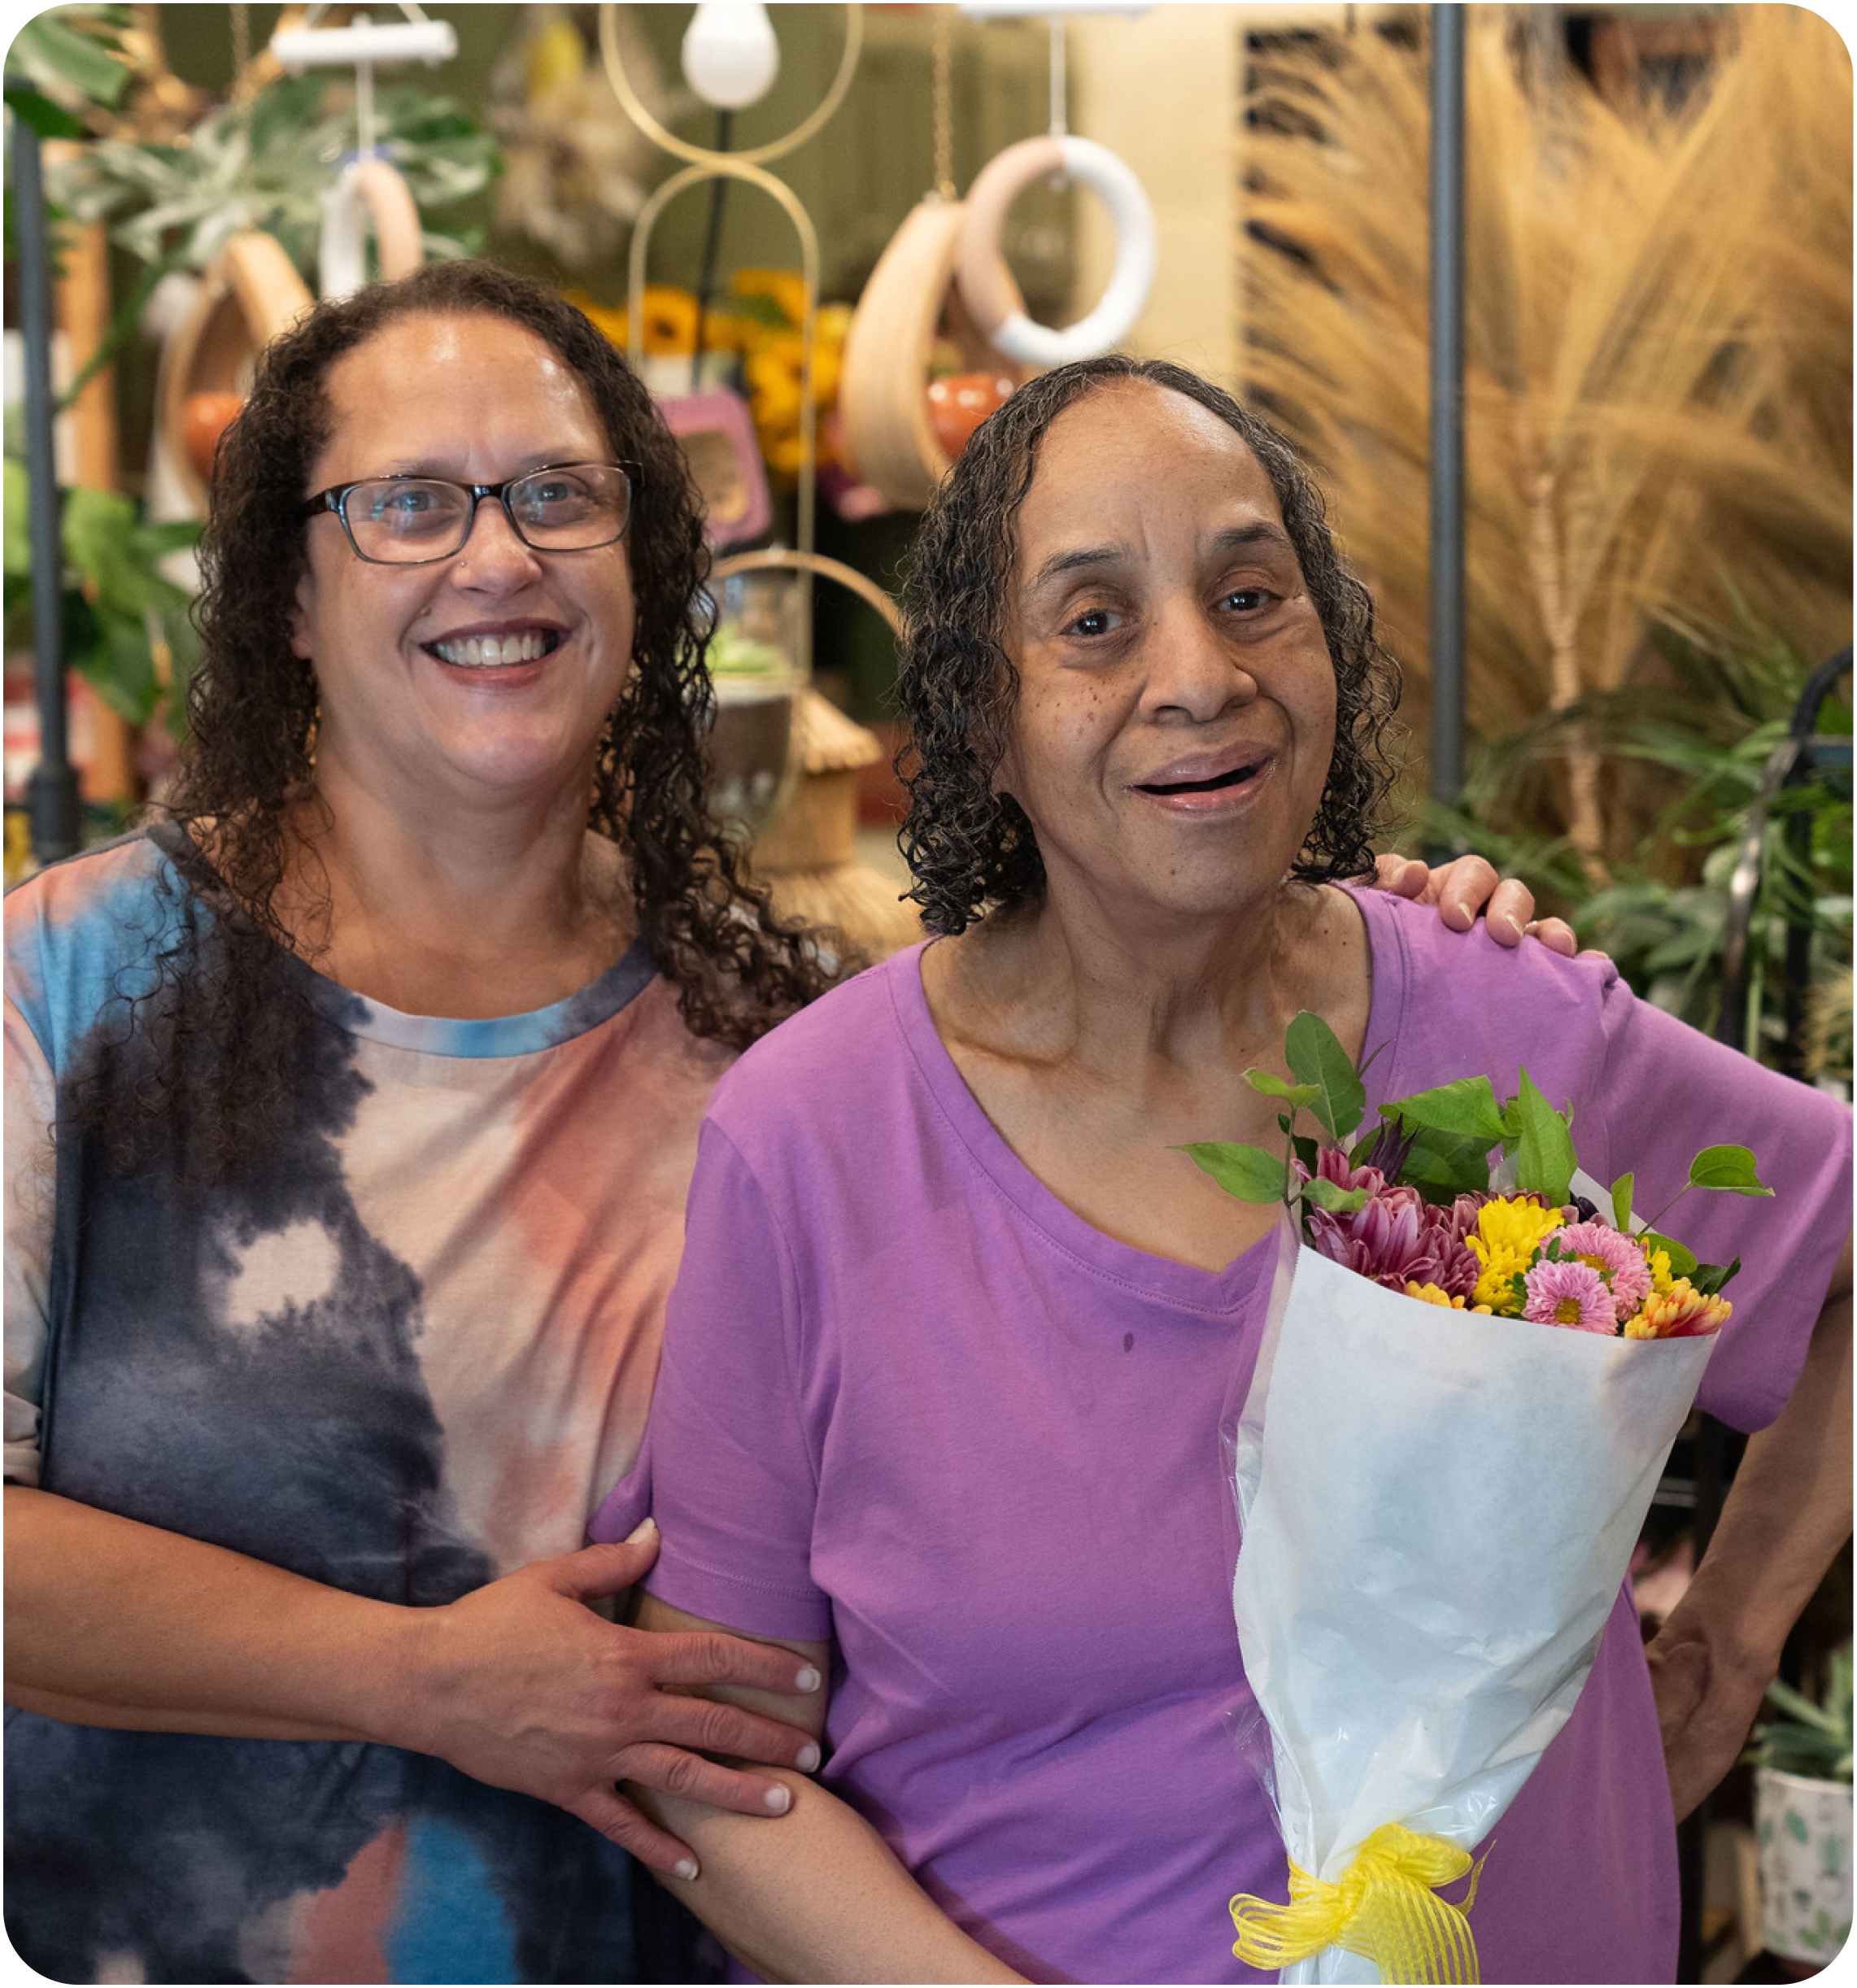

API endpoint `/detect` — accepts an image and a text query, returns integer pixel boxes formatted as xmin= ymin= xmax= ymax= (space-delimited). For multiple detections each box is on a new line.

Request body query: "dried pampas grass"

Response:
xmin=1237 ymin=7 xmax=1852 ymax=865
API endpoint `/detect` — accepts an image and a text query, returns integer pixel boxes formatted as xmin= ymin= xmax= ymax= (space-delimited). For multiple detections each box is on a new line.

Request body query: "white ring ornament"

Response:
xmin=955 ymin=134 xmax=1157 ymax=368
xmin=318 ymin=156 xmax=425 ymax=302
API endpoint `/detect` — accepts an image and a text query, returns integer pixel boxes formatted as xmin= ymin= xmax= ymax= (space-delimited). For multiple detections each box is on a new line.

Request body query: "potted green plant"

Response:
xmin=1748 ymin=1643 xmax=1853 ymax=1968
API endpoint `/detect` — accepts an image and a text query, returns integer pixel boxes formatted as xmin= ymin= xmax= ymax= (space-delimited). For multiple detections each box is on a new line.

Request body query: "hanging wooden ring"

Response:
xmin=955 ymin=135 xmax=1157 ymax=368
xmin=318 ymin=156 xmax=425 ymax=301
xmin=838 ymin=198 xmax=1033 ymax=511
xmin=159 ymin=232 xmax=315 ymax=513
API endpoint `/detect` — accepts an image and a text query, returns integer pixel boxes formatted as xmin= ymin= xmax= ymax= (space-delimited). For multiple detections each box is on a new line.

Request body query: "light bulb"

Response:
xmin=681 ymin=2 xmax=780 ymax=111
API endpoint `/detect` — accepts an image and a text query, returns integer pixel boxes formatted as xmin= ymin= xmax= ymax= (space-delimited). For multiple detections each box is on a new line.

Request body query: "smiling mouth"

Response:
xmin=1134 ymin=759 xmax=1267 ymax=796
xmin=427 ymin=630 xmax=563 ymax=669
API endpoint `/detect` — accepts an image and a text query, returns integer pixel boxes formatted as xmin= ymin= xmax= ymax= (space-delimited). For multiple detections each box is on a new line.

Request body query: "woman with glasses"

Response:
xmin=2 ymin=262 xmax=835 ymax=1985
xmin=3 ymin=264 xmax=1555 ymax=1984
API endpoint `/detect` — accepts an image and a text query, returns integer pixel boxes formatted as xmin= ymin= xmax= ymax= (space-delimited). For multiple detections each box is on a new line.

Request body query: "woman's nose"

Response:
xmin=1139 ymin=602 xmax=1258 ymax=721
xmin=451 ymin=492 xmax=545 ymax=588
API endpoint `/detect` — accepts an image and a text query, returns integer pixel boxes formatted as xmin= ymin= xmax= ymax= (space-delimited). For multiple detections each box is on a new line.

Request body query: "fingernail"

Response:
xmin=764 ymin=1785 xmax=792 ymax=1814
xmin=625 ymin=1517 xmax=658 ymax=1544
xmin=796 ymin=1741 xmax=822 ymax=1772
xmin=795 ymin=1665 xmax=821 ymax=1692
xmin=673 ymin=1857 xmax=698 ymax=1881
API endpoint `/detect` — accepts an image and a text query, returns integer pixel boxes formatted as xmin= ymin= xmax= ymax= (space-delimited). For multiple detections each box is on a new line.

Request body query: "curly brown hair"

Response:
xmin=894 ymin=356 xmax=1403 ymax=936
xmin=82 ymin=260 xmax=833 ymax=1188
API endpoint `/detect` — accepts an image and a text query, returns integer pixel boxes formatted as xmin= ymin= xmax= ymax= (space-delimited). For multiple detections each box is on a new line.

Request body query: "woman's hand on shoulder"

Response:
xmin=1372 ymin=852 xmax=1587 ymax=957
xmin=394 ymin=1520 xmax=823 ymax=1875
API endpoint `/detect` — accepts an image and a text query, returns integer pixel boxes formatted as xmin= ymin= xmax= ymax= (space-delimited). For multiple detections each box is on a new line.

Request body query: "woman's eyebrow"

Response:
xmin=1026 ymin=543 xmax=1132 ymax=595
xmin=365 ymin=448 xmax=592 ymax=480
xmin=1209 ymin=521 xmax=1296 ymax=557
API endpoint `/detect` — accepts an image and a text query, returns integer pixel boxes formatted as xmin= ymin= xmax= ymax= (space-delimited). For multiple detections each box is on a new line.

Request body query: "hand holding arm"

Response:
xmin=626 ymin=1593 xmax=1026 ymax=1985
xmin=4 ymin=1494 xmax=822 ymax=1872
xmin=1646 ymin=1231 xmax=1854 ymax=1821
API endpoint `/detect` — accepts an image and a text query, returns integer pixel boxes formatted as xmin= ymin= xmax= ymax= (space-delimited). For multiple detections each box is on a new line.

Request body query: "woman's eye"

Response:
xmin=1221 ymin=586 xmax=1275 ymax=614
xmin=371 ymin=485 xmax=438 ymax=518
xmin=1065 ymin=607 xmax=1122 ymax=638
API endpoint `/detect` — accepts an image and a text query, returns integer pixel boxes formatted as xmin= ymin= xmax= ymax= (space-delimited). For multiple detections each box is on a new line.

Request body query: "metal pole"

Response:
xmin=10 ymin=102 xmax=83 ymax=865
xmin=1428 ymin=3 xmax=1467 ymax=823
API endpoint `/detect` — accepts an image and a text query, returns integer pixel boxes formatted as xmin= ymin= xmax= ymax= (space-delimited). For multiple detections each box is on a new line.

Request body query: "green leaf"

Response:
xmin=77 ymin=604 xmax=160 ymax=723
xmin=1290 ymin=1133 xmax=1319 ymax=1176
xmin=4 ymin=82 xmax=85 ymax=138
xmin=1763 ymin=1677 xmax=1842 ymax=1733
xmin=1390 ymin=1075 xmax=1505 ymax=1144
xmin=1611 ymin=1173 xmax=1635 ymax=1232
xmin=1284 ymin=1011 xmax=1366 ymax=1141
xmin=1304 ymin=1177 xmax=1370 ymax=1214
xmin=3 ymin=460 xmax=30 ymax=578
xmin=139 ymin=518 xmax=203 ymax=558
xmin=1509 ymin=1067 xmax=1576 ymax=1206
xmin=1641 ymin=1229 xmax=1698 ymax=1279
xmin=1687 ymin=1144 xmax=1774 ymax=1197
xmin=1400 ymin=1126 xmax=1495 ymax=1197
xmin=10 ymin=12 xmax=132 ymax=111
xmin=1177 ymin=1142 xmax=1287 ymax=1204
xmin=1244 ymin=1068 xmax=1320 ymax=1108
xmin=63 ymin=485 xmax=140 ymax=595
xmin=1689 ymin=1256 xmax=1741 ymax=1298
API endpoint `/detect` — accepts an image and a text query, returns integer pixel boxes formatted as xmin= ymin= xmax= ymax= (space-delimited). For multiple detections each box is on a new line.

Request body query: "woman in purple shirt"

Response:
xmin=597 ymin=359 xmax=1854 ymax=1983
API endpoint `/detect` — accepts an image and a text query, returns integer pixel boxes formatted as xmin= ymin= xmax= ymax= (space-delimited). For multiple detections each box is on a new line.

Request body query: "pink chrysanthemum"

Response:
xmin=1521 ymin=1257 xmax=1616 ymax=1334
xmin=1553 ymin=1221 xmax=1653 ymax=1318
xmin=1302 ymin=1166 xmax=1482 ymax=1297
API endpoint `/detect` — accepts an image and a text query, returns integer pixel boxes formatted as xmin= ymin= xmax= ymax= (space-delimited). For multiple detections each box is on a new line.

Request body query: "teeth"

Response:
xmin=433 ymin=630 xmax=553 ymax=667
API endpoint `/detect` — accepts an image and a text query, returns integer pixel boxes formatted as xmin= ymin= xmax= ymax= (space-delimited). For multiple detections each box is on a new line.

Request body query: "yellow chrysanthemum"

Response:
xmin=1466 ymin=1197 xmax=1564 ymax=1310
xmin=1405 ymin=1282 xmax=1494 ymax=1314
xmin=1646 ymin=1246 xmax=1676 ymax=1296
xmin=730 ymin=268 xmax=808 ymax=329
xmin=1624 ymin=1279 xmax=1732 ymax=1340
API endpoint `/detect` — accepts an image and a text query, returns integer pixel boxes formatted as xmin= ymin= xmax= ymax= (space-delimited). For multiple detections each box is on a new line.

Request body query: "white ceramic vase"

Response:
xmin=1755 ymin=1766 xmax=1853 ymax=1966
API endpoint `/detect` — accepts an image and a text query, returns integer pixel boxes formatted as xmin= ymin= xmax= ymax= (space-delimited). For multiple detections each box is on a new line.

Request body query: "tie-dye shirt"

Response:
xmin=4 ymin=824 xmax=734 ymax=1984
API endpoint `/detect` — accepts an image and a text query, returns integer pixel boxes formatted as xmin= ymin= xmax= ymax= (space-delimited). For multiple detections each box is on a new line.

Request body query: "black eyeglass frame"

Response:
xmin=299 ymin=461 xmax=641 ymax=565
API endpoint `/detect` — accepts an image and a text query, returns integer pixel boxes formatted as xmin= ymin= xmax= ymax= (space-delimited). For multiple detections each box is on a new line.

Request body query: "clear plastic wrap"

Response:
xmin=1223 ymin=1175 xmax=1717 ymax=1983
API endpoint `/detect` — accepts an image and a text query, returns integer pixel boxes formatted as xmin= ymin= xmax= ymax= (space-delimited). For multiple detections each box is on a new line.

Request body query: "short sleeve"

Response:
xmin=5 ymin=993 xmax=56 ymax=1485
xmin=1597 ymin=980 xmax=1854 ymax=1431
xmin=588 ymin=1118 xmax=830 ymax=1642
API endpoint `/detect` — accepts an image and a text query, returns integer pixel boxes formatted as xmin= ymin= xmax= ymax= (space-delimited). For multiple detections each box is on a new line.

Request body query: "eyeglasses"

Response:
xmin=301 ymin=462 xmax=639 ymax=565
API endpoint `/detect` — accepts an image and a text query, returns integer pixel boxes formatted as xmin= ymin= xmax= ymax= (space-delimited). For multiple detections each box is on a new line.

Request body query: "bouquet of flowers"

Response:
xmin=1186 ymin=1015 xmax=1770 ymax=1984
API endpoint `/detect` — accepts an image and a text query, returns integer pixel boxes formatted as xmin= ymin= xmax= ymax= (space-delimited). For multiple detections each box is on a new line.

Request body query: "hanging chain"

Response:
xmin=229 ymin=2 xmax=251 ymax=96
xmin=932 ymin=3 xmax=956 ymax=201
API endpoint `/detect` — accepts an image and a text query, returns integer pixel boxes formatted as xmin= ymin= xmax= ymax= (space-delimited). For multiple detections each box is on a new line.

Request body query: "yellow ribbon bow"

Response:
xmin=1229 ymin=1822 xmax=1485 ymax=1983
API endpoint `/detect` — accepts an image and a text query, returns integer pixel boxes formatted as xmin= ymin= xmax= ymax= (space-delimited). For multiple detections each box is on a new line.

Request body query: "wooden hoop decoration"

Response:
xmin=712 ymin=547 xmax=904 ymax=641
xmin=159 ymin=232 xmax=315 ymax=513
xmin=956 ymin=135 xmax=1157 ymax=368
xmin=318 ymin=155 xmax=425 ymax=300
xmin=838 ymin=198 xmax=1034 ymax=511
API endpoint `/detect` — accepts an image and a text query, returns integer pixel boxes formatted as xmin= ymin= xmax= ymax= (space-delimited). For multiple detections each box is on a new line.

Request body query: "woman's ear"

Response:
xmin=288 ymin=579 xmax=313 ymax=662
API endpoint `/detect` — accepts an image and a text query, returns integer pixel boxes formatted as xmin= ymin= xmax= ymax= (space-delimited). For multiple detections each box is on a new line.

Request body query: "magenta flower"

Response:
xmin=1552 ymin=1221 xmax=1653 ymax=1318
xmin=1521 ymin=1258 xmax=1616 ymax=1333
xmin=1313 ymin=1145 xmax=1387 ymax=1197
xmin=1303 ymin=1161 xmax=1482 ymax=1298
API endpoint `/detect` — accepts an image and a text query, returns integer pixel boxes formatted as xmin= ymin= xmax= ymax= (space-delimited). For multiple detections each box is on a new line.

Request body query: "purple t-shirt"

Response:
xmin=595 ymin=887 xmax=1852 ymax=1985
